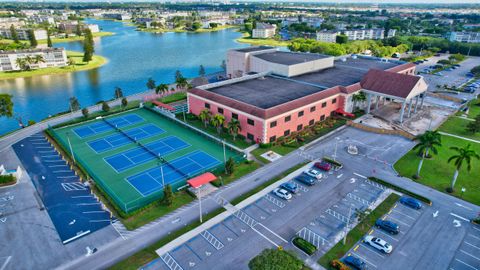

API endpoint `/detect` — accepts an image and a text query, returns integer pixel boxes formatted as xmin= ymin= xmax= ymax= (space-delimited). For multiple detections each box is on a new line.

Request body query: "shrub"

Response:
xmin=102 ymin=101 xmax=110 ymax=112
xmin=248 ymin=249 xmax=304 ymax=270
xmin=259 ymin=143 xmax=272 ymax=149
xmin=292 ymin=237 xmax=317 ymax=255
xmin=0 ymin=174 xmax=15 ymax=184
xmin=323 ymin=157 xmax=343 ymax=168
xmin=330 ymin=259 xmax=351 ymax=270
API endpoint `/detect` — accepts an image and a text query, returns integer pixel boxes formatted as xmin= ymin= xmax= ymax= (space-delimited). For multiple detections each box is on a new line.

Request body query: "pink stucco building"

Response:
xmin=188 ymin=47 xmax=426 ymax=143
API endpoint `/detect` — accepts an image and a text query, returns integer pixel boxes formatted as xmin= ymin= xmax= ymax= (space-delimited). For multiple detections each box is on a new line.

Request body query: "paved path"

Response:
xmin=439 ymin=131 xmax=480 ymax=144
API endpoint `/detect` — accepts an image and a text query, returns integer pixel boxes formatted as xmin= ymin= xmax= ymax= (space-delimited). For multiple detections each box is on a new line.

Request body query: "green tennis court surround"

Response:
xmin=50 ymin=108 xmax=243 ymax=214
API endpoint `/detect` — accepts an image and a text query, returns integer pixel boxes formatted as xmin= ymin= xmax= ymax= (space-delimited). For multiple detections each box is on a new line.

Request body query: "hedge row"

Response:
xmin=368 ymin=177 xmax=432 ymax=205
xmin=293 ymin=237 xmax=317 ymax=255
xmin=0 ymin=174 xmax=15 ymax=184
xmin=322 ymin=157 xmax=343 ymax=168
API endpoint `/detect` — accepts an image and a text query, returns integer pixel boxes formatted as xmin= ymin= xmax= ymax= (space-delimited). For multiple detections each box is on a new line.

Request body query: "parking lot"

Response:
xmin=449 ymin=224 xmax=480 ymax=270
xmin=145 ymin=160 xmax=392 ymax=270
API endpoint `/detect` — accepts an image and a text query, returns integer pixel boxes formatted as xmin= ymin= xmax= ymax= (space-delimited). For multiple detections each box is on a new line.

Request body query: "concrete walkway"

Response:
xmin=438 ymin=131 xmax=480 ymax=144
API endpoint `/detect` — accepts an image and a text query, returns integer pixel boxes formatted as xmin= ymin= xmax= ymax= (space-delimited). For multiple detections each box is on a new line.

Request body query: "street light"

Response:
xmin=343 ymin=205 xmax=354 ymax=245
xmin=66 ymin=132 xmax=76 ymax=163
xmin=461 ymin=187 xmax=466 ymax=198
xmin=334 ymin=137 xmax=340 ymax=162
xmin=198 ymin=185 xmax=203 ymax=223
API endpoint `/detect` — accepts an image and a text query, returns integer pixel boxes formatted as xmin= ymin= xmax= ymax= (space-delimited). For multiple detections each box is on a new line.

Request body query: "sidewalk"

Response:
xmin=438 ymin=131 xmax=480 ymax=144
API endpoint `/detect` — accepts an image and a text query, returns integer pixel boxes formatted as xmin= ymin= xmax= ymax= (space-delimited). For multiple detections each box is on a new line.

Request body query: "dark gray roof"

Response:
xmin=253 ymin=51 xmax=331 ymax=66
xmin=234 ymin=46 xmax=274 ymax=53
xmin=206 ymin=57 xmax=403 ymax=109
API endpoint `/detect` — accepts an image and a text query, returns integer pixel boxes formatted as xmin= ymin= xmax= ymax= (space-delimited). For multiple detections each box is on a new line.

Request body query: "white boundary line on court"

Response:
xmin=62 ymin=230 xmax=91 ymax=244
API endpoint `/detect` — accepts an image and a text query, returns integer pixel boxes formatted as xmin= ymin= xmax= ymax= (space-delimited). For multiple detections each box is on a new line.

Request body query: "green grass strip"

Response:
xmin=318 ymin=193 xmax=401 ymax=269
xmin=368 ymin=177 xmax=432 ymax=205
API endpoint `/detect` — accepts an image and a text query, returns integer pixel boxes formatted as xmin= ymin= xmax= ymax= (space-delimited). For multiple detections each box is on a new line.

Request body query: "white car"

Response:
xmin=304 ymin=168 xmax=323 ymax=180
xmin=364 ymin=235 xmax=393 ymax=254
xmin=272 ymin=188 xmax=292 ymax=200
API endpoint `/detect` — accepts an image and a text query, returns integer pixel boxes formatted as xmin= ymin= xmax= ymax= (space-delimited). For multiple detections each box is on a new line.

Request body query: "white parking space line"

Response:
xmin=53 ymin=170 xmax=73 ymax=173
xmin=350 ymin=251 xmax=377 ymax=268
xmin=373 ymin=229 xmax=399 ymax=242
xmin=387 ymin=216 xmax=411 ymax=227
xmin=472 ymin=226 xmax=480 ymax=233
xmin=353 ymin=172 xmax=367 ymax=179
xmin=360 ymin=243 xmax=386 ymax=258
xmin=465 ymin=242 xmax=480 ymax=251
xmin=461 ymin=250 xmax=480 ymax=261
xmin=89 ymin=219 xmax=110 ymax=223
xmin=450 ymin=213 xmax=470 ymax=222
xmin=392 ymin=209 xmax=417 ymax=220
xmin=469 ymin=234 xmax=480 ymax=241
xmin=0 ymin=256 xmax=12 ymax=270
xmin=48 ymin=165 xmax=68 ymax=168
xmin=455 ymin=258 xmax=479 ymax=270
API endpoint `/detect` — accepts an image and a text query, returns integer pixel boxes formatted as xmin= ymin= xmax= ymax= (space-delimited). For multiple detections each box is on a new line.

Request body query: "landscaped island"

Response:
xmin=0 ymin=50 xmax=107 ymax=80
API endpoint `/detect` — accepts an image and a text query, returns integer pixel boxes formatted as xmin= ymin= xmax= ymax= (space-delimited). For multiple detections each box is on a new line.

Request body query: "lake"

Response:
xmin=0 ymin=19 xmax=247 ymax=135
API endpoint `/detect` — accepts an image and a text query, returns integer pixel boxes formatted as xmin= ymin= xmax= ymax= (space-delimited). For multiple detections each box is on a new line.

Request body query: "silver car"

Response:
xmin=272 ymin=188 xmax=292 ymax=200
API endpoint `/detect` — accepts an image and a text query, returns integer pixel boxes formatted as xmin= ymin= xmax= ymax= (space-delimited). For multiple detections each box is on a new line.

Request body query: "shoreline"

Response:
xmin=235 ymin=32 xmax=290 ymax=47
xmin=136 ymin=24 xmax=239 ymax=34
xmin=0 ymin=50 xmax=108 ymax=80
xmin=38 ymin=31 xmax=115 ymax=44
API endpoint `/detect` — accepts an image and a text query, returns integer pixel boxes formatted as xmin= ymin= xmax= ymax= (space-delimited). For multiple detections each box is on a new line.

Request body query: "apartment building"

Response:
xmin=252 ymin=23 xmax=277 ymax=39
xmin=447 ymin=31 xmax=480 ymax=43
xmin=0 ymin=28 xmax=48 ymax=40
xmin=58 ymin=22 xmax=100 ymax=34
xmin=316 ymin=30 xmax=339 ymax=43
xmin=0 ymin=48 xmax=68 ymax=71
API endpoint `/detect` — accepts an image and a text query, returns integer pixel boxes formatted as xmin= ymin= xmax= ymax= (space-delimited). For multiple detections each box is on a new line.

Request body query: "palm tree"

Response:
xmin=227 ymin=118 xmax=241 ymax=140
xmin=33 ymin=55 xmax=45 ymax=65
xmin=15 ymin=58 xmax=27 ymax=71
xmin=198 ymin=109 xmax=211 ymax=128
xmin=412 ymin=131 xmax=442 ymax=179
xmin=176 ymin=77 xmax=189 ymax=90
xmin=155 ymin=83 xmax=169 ymax=95
xmin=211 ymin=114 xmax=226 ymax=134
xmin=447 ymin=144 xmax=479 ymax=191
xmin=67 ymin=57 xmax=76 ymax=69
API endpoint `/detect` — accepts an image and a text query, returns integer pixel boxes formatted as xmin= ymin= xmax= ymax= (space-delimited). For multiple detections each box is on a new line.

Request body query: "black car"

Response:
xmin=295 ymin=173 xmax=316 ymax=186
xmin=375 ymin=219 xmax=400 ymax=234
xmin=344 ymin=255 xmax=367 ymax=270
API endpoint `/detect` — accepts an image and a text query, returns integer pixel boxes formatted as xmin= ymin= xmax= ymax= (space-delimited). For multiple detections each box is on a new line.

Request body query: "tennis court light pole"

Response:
xmin=158 ymin=158 xmax=165 ymax=187
xmin=222 ymin=140 xmax=227 ymax=173
xmin=198 ymin=186 xmax=203 ymax=223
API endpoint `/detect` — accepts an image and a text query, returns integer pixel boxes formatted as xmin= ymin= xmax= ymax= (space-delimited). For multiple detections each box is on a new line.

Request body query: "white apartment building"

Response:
xmin=252 ymin=23 xmax=277 ymax=39
xmin=447 ymin=31 xmax=480 ymax=43
xmin=103 ymin=13 xmax=132 ymax=21
xmin=0 ymin=28 xmax=48 ymax=40
xmin=316 ymin=30 xmax=339 ymax=43
xmin=58 ymin=22 xmax=100 ymax=33
xmin=343 ymin=28 xmax=392 ymax=41
xmin=0 ymin=48 xmax=68 ymax=71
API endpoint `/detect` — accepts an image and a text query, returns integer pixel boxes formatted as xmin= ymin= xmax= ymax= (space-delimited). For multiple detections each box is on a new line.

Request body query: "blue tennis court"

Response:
xmin=87 ymin=124 xmax=165 ymax=153
xmin=127 ymin=150 xmax=221 ymax=196
xmin=73 ymin=114 xmax=144 ymax=138
xmin=104 ymin=136 xmax=190 ymax=172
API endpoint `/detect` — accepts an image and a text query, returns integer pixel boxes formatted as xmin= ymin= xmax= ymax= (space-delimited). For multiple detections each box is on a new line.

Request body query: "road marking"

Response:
xmin=83 ymin=211 xmax=106 ymax=214
xmin=450 ymin=213 xmax=470 ymax=222
xmin=454 ymin=220 xmax=462 ymax=227
xmin=433 ymin=211 xmax=439 ymax=218
xmin=360 ymin=243 xmax=386 ymax=258
xmin=369 ymin=229 xmax=373 ymax=235
xmin=392 ymin=209 xmax=416 ymax=220
xmin=460 ymin=249 xmax=480 ymax=261
xmin=469 ymin=234 xmax=480 ymax=241
xmin=374 ymin=228 xmax=399 ymax=241
xmin=0 ymin=256 xmax=11 ymax=270
xmin=353 ymin=245 xmax=359 ymax=251
xmin=455 ymin=258 xmax=479 ymax=270
xmin=353 ymin=173 xmax=367 ymax=179
xmin=350 ymin=251 xmax=377 ymax=268
xmin=473 ymin=227 xmax=480 ymax=233
xmin=388 ymin=216 xmax=411 ymax=227
xmin=465 ymin=242 xmax=480 ymax=251
xmin=455 ymin=203 xmax=473 ymax=211
xmin=251 ymin=226 xmax=279 ymax=248
xmin=89 ymin=219 xmax=111 ymax=223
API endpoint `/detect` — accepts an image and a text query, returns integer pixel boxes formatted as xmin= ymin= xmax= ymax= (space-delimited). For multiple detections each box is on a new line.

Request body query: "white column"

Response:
xmin=414 ymin=95 xmax=420 ymax=113
xmin=420 ymin=94 xmax=425 ymax=108
xmin=366 ymin=93 xmax=372 ymax=114
xmin=399 ymin=100 xmax=406 ymax=123
xmin=407 ymin=98 xmax=413 ymax=118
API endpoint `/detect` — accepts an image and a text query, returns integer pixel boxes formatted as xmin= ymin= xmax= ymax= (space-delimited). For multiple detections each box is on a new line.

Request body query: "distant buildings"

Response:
xmin=103 ymin=13 xmax=132 ymax=21
xmin=58 ymin=22 xmax=100 ymax=34
xmin=252 ymin=23 xmax=277 ymax=39
xmin=447 ymin=31 xmax=480 ymax=43
xmin=0 ymin=28 xmax=48 ymax=40
xmin=0 ymin=48 xmax=68 ymax=71
xmin=316 ymin=30 xmax=339 ymax=43
xmin=316 ymin=28 xmax=395 ymax=43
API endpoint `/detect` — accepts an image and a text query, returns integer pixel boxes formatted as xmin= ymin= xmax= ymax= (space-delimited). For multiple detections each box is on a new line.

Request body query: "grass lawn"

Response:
xmin=121 ymin=191 xmax=194 ymax=230
xmin=212 ymin=160 xmax=261 ymax=187
xmin=252 ymin=144 xmax=299 ymax=164
xmin=236 ymin=32 xmax=291 ymax=47
xmin=438 ymin=117 xmax=480 ymax=141
xmin=0 ymin=50 xmax=107 ymax=80
xmin=468 ymin=98 xmax=480 ymax=118
xmin=38 ymin=31 xmax=114 ymax=44
xmin=318 ymin=193 xmax=401 ymax=269
xmin=159 ymin=92 xmax=186 ymax=104
xmin=394 ymin=136 xmax=480 ymax=205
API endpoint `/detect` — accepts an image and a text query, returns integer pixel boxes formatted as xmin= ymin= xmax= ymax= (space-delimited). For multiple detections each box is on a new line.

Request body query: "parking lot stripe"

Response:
xmin=353 ymin=173 xmax=367 ymax=179
xmin=465 ymin=241 xmax=480 ymax=251
xmin=360 ymin=243 xmax=385 ymax=258
xmin=392 ymin=209 xmax=417 ymax=220
xmin=461 ymin=249 xmax=480 ymax=261
xmin=469 ymin=234 xmax=480 ymax=241
xmin=369 ymin=229 xmax=373 ymax=235
xmin=450 ymin=213 xmax=470 ymax=222
xmin=455 ymin=258 xmax=479 ymax=270
xmin=353 ymin=245 xmax=359 ymax=251
xmin=373 ymin=229 xmax=399 ymax=242
xmin=350 ymin=251 xmax=377 ymax=268
xmin=251 ymin=226 xmax=279 ymax=248
xmin=388 ymin=216 xmax=411 ymax=227
xmin=472 ymin=226 xmax=480 ymax=233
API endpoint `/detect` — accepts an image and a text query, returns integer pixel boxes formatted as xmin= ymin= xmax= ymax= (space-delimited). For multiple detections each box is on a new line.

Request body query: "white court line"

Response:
xmin=77 ymin=203 xmax=100 ymax=206
xmin=392 ymin=209 xmax=417 ymax=220
xmin=53 ymin=170 xmax=72 ymax=173
xmin=388 ymin=216 xmax=411 ymax=227
xmin=460 ymin=249 xmax=480 ymax=261
xmin=0 ymin=256 xmax=12 ymax=270
xmin=350 ymin=251 xmax=377 ymax=268
xmin=469 ymin=234 xmax=480 ymax=241
xmin=354 ymin=172 xmax=367 ymax=179
xmin=57 ymin=176 xmax=77 ymax=179
xmin=450 ymin=213 xmax=470 ymax=222
xmin=455 ymin=258 xmax=479 ymax=270
xmin=72 ymin=195 xmax=92 ymax=199
xmin=83 ymin=211 xmax=106 ymax=214
xmin=89 ymin=219 xmax=111 ymax=223
xmin=465 ymin=242 xmax=480 ymax=251
xmin=360 ymin=243 xmax=386 ymax=258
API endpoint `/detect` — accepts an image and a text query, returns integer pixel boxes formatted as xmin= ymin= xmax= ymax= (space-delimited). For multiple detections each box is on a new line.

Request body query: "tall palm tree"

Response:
xmin=155 ymin=83 xmax=169 ymax=95
xmin=447 ymin=144 xmax=479 ymax=191
xmin=33 ymin=55 xmax=45 ymax=65
xmin=211 ymin=114 xmax=226 ymax=134
xmin=412 ymin=130 xmax=442 ymax=179
xmin=227 ymin=118 xmax=241 ymax=140
xmin=199 ymin=109 xmax=211 ymax=128
xmin=176 ymin=77 xmax=189 ymax=90
xmin=15 ymin=58 xmax=27 ymax=71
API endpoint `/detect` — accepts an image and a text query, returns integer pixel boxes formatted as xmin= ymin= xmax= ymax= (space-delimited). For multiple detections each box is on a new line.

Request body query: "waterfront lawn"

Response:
xmin=38 ymin=32 xmax=114 ymax=44
xmin=236 ymin=32 xmax=290 ymax=47
xmin=438 ymin=117 xmax=480 ymax=141
xmin=0 ymin=50 xmax=106 ymax=80
xmin=318 ymin=193 xmax=401 ymax=269
xmin=468 ymin=98 xmax=480 ymax=118
xmin=394 ymin=136 xmax=480 ymax=205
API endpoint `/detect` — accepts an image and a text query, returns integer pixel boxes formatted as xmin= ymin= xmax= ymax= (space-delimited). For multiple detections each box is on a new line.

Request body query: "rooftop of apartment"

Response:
xmin=253 ymin=51 xmax=331 ymax=65
xmin=202 ymin=57 xmax=402 ymax=109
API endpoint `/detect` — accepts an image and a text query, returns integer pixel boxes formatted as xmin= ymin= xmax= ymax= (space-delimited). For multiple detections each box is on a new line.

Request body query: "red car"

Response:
xmin=314 ymin=161 xmax=332 ymax=171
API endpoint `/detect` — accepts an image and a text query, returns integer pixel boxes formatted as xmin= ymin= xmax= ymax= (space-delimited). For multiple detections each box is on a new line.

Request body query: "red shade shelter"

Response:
xmin=187 ymin=172 xmax=216 ymax=188
xmin=152 ymin=100 xmax=175 ymax=112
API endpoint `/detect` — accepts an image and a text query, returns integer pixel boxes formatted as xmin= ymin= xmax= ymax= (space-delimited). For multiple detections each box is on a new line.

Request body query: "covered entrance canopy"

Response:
xmin=360 ymin=69 xmax=428 ymax=123
xmin=187 ymin=172 xmax=217 ymax=188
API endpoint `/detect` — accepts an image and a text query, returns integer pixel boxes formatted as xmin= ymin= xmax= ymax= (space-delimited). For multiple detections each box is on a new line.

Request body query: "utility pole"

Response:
xmin=343 ymin=206 xmax=353 ymax=245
